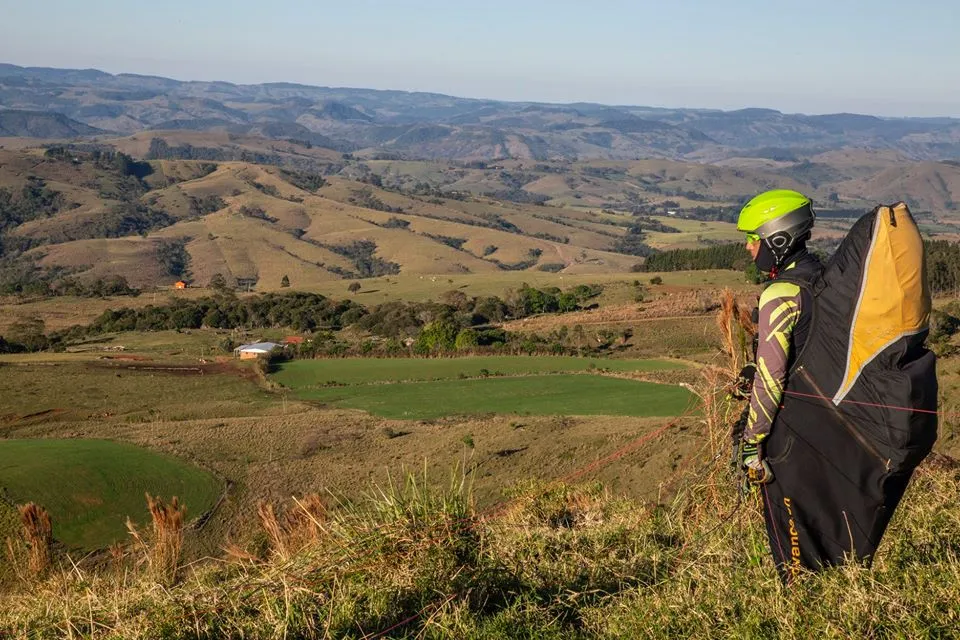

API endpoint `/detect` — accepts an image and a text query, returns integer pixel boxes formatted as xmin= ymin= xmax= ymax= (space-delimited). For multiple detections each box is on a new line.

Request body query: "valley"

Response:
xmin=2 ymin=62 xmax=960 ymax=638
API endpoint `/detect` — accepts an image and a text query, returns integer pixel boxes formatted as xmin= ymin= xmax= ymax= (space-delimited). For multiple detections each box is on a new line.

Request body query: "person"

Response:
xmin=735 ymin=189 xmax=821 ymax=485
xmin=734 ymin=195 xmax=937 ymax=583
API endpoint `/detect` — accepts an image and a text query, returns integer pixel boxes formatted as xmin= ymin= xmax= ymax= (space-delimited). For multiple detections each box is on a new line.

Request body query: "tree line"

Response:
xmin=0 ymin=284 xmax=605 ymax=354
xmin=639 ymin=243 xmax=752 ymax=272
xmin=926 ymin=240 xmax=960 ymax=296
xmin=638 ymin=239 xmax=960 ymax=295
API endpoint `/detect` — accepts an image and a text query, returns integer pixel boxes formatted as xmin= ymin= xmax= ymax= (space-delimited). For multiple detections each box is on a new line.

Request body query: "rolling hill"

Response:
xmin=0 ymin=147 xmax=644 ymax=291
xmin=4 ymin=129 xmax=960 ymax=295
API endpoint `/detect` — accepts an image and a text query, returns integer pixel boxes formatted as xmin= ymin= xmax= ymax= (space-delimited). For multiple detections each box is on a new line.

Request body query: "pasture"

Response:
xmin=0 ymin=360 xmax=278 ymax=422
xmin=642 ymin=217 xmax=743 ymax=250
xmin=305 ymin=269 xmax=748 ymax=304
xmin=0 ymin=439 xmax=222 ymax=549
xmin=272 ymin=355 xmax=686 ymax=387
xmin=288 ymin=374 xmax=694 ymax=420
xmin=0 ymin=289 xmax=210 ymax=334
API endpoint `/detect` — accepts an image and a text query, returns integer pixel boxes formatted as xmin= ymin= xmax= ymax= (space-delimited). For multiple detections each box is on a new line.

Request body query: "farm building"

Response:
xmin=234 ymin=342 xmax=281 ymax=360
xmin=282 ymin=336 xmax=305 ymax=345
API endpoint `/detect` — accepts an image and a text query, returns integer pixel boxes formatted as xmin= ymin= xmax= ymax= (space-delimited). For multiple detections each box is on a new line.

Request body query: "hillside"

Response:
xmin=0 ymin=147 xmax=646 ymax=291
xmin=836 ymin=161 xmax=960 ymax=213
xmin=0 ymin=110 xmax=102 ymax=138
xmin=2 ymin=64 xmax=960 ymax=161
xmin=5 ymin=133 xmax=960 ymax=295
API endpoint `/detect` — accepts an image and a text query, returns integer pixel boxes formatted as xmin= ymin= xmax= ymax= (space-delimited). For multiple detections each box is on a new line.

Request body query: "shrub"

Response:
xmin=415 ymin=318 xmax=459 ymax=354
xmin=454 ymin=328 xmax=479 ymax=351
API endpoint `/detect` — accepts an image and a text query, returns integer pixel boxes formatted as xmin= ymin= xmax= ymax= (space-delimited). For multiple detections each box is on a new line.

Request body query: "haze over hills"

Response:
xmin=2 ymin=63 xmax=960 ymax=161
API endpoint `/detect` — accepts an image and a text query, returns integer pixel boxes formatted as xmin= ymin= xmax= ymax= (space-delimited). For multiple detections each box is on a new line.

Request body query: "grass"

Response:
xmin=0 ymin=360 xmax=277 ymax=421
xmin=0 ymin=289 xmax=212 ymax=333
xmin=307 ymin=270 xmax=748 ymax=304
xmin=0 ymin=439 xmax=222 ymax=550
xmin=643 ymin=217 xmax=744 ymax=250
xmin=0 ymin=499 xmax=23 ymax=584
xmin=2 ymin=458 xmax=959 ymax=638
xmin=292 ymin=374 xmax=694 ymax=420
xmin=272 ymin=355 xmax=686 ymax=387
xmin=1 ymin=297 xmax=959 ymax=636
xmin=0 ymin=351 xmax=694 ymax=560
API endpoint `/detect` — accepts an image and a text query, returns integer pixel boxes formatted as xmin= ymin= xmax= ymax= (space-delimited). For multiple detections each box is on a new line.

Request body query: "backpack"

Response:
xmin=761 ymin=202 xmax=938 ymax=582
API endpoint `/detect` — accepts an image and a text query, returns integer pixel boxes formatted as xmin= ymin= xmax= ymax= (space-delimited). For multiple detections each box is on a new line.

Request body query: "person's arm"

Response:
xmin=744 ymin=281 xmax=802 ymax=444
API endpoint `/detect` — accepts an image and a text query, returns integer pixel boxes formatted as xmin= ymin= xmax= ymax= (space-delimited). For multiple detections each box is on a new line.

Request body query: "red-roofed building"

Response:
xmin=283 ymin=336 xmax=305 ymax=345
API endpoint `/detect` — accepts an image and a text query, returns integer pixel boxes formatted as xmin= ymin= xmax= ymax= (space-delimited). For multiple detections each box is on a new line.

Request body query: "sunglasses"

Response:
xmin=745 ymin=233 xmax=761 ymax=243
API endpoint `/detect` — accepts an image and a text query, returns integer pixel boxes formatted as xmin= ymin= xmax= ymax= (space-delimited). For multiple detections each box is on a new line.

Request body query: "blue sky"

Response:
xmin=1 ymin=0 xmax=958 ymax=117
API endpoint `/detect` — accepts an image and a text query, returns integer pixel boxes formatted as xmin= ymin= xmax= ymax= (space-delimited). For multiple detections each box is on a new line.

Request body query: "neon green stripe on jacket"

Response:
xmin=744 ymin=280 xmax=802 ymax=444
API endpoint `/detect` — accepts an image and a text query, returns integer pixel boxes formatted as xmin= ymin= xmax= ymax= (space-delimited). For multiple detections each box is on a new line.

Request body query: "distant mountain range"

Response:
xmin=2 ymin=63 xmax=959 ymax=162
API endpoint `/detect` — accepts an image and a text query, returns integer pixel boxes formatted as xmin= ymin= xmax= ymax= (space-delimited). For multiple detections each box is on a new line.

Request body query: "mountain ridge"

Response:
xmin=3 ymin=63 xmax=959 ymax=162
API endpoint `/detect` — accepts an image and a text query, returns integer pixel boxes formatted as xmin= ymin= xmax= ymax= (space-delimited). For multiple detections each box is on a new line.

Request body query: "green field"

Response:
xmin=643 ymin=216 xmax=744 ymax=250
xmin=0 ymin=439 xmax=222 ymax=550
xmin=293 ymin=374 xmax=694 ymax=419
xmin=273 ymin=355 xmax=685 ymax=387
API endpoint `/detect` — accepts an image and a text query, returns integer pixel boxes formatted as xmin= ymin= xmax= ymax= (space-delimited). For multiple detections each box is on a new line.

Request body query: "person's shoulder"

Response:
xmin=759 ymin=280 xmax=802 ymax=305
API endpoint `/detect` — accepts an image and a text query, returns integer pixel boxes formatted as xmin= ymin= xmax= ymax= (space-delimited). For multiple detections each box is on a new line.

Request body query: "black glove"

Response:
xmin=732 ymin=363 xmax=757 ymax=400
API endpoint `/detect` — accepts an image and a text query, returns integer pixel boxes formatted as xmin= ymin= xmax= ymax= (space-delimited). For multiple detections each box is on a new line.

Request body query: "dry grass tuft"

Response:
xmin=17 ymin=503 xmax=52 ymax=577
xmin=257 ymin=493 xmax=327 ymax=560
xmin=126 ymin=494 xmax=186 ymax=585
xmin=716 ymin=288 xmax=756 ymax=376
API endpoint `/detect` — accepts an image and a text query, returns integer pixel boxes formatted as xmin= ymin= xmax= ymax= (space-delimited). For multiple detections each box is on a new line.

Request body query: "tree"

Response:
xmin=7 ymin=317 xmax=48 ymax=352
xmin=454 ymin=328 xmax=479 ymax=351
xmin=557 ymin=293 xmax=578 ymax=312
xmin=348 ymin=281 xmax=362 ymax=293
xmin=281 ymin=274 xmax=290 ymax=288
xmin=156 ymin=238 xmax=191 ymax=279
xmin=208 ymin=273 xmax=228 ymax=292
xmin=415 ymin=319 xmax=459 ymax=354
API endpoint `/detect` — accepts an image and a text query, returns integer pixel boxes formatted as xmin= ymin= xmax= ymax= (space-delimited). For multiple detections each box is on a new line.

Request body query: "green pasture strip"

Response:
xmin=273 ymin=356 xmax=686 ymax=388
xmin=294 ymin=374 xmax=694 ymax=420
xmin=0 ymin=439 xmax=222 ymax=550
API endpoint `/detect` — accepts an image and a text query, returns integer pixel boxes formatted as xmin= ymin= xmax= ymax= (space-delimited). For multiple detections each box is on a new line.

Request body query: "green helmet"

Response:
xmin=737 ymin=189 xmax=815 ymax=267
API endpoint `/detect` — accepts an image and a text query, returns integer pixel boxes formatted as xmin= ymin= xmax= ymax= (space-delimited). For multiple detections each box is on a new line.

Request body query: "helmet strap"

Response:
xmin=754 ymin=242 xmax=779 ymax=273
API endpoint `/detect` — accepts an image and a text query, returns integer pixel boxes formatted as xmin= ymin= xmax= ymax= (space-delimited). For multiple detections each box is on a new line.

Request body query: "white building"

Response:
xmin=234 ymin=342 xmax=281 ymax=360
